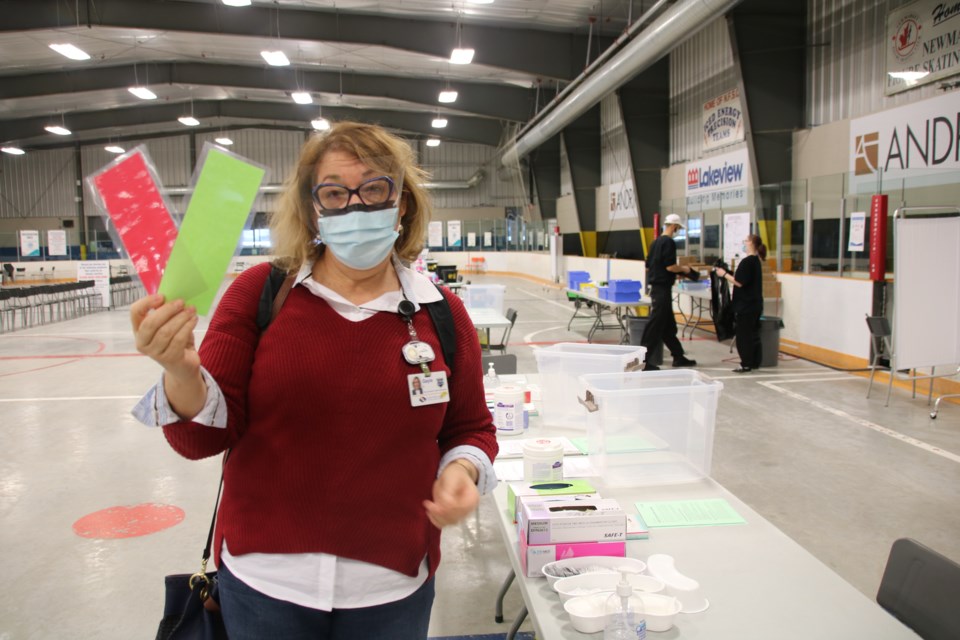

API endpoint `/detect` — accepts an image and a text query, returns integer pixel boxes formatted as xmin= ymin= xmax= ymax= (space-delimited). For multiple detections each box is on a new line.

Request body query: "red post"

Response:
xmin=653 ymin=212 xmax=661 ymax=239
xmin=869 ymin=195 xmax=888 ymax=281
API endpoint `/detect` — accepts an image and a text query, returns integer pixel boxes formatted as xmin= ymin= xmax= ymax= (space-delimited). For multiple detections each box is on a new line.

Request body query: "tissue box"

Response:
xmin=519 ymin=537 xmax=626 ymax=578
xmin=519 ymin=497 xmax=626 ymax=544
xmin=507 ymin=479 xmax=597 ymax=522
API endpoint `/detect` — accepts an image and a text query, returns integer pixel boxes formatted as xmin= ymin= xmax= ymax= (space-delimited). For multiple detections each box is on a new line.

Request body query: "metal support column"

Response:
xmin=776 ymin=204 xmax=784 ymax=272
xmin=837 ymin=198 xmax=846 ymax=275
xmin=803 ymin=201 xmax=813 ymax=274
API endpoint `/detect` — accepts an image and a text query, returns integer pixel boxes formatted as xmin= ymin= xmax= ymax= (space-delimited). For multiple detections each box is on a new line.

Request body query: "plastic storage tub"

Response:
xmin=578 ymin=370 xmax=722 ymax=487
xmin=534 ymin=343 xmax=646 ymax=428
xmin=567 ymin=271 xmax=591 ymax=290
xmin=462 ymin=284 xmax=506 ymax=314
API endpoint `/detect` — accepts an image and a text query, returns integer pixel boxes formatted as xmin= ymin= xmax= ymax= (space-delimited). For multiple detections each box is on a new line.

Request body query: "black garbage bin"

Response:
xmin=628 ymin=316 xmax=663 ymax=366
xmin=759 ymin=316 xmax=784 ymax=368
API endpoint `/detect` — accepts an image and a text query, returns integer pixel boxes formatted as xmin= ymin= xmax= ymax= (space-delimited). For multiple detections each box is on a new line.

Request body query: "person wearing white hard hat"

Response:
xmin=640 ymin=213 xmax=697 ymax=371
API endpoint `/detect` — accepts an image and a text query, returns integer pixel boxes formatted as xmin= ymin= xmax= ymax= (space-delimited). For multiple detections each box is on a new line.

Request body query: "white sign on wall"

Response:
xmin=685 ymin=148 xmax=750 ymax=212
xmin=607 ymin=180 xmax=638 ymax=221
xmin=47 ymin=230 xmax=68 ymax=256
xmin=483 ymin=231 xmax=493 ymax=247
xmin=447 ymin=220 xmax=462 ymax=248
xmin=849 ymin=91 xmax=960 ymax=184
xmin=723 ymin=212 xmax=751 ymax=266
xmin=427 ymin=221 xmax=443 ymax=247
xmin=702 ymin=88 xmax=745 ymax=151
xmin=467 ymin=232 xmax=477 ymax=247
xmin=848 ymin=211 xmax=867 ymax=252
xmin=77 ymin=260 xmax=111 ymax=309
xmin=19 ymin=230 xmax=40 ymax=257
xmin=886 ymin=0 xmax=960 ymax=95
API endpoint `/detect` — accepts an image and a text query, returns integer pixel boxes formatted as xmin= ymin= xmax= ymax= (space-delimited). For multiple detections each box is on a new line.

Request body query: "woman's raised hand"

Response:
xmin=130 ymin=294 xmax=200 ymax=382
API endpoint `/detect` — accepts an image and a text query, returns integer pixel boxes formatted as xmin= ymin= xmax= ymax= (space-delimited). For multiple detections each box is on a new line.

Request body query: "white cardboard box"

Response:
xmin=518 ymin=497 xmax=626 ymax=545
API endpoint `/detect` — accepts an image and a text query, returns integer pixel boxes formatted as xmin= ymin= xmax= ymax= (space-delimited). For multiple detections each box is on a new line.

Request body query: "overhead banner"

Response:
xmin=702 ymin=88 xmax=745 ymax=151
xmin=685 ymin=148 xmax=750 ymax=212
xmin=849 ymin=91 xmax=960 ymax=185
xmin=886 ymin=0 xmax=960 ymax=95
xmin=47 ymin=229 xmax=68 ymax=256
xmin=608 ymin=180 xmax=638 ymax=221
xmin=447 ymin=220 xmax=462 ymax=248
xmin=427 ymin=221 xmax=443 ymax=247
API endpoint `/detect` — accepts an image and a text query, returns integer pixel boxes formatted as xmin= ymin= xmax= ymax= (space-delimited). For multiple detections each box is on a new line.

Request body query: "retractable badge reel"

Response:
xmin=399 ymin=298 xmax=450 ymax=407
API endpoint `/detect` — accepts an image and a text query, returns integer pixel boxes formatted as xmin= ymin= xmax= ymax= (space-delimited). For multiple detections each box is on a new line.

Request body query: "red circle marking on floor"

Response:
xmin=72 ymin=503 xmax=185 ymax=539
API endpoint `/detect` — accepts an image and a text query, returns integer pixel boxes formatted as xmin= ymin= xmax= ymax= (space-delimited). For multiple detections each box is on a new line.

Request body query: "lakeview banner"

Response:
xmin=886 ymin=0 xmax=960 ymax=95
xmin=685 ymin=147 xmax=751 ymax=212
xmin=702 ymin=88 xmax=745 ymax=151
xmin=849 ymin=91 xmax=960 ymax=184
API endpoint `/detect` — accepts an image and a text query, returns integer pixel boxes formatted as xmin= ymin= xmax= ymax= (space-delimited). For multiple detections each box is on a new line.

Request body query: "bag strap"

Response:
xmin=424 ymin=284 xmax=457 ymax=371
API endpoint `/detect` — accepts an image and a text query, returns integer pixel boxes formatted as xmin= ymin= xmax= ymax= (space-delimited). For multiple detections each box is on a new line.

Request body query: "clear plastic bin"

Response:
xmin=462 ymin=284 xmax=506 ymax=314
xmin=534 ymin=343 xmax=646 ymax=428
xmin=578 ymin=370 xmax=723 ymax=487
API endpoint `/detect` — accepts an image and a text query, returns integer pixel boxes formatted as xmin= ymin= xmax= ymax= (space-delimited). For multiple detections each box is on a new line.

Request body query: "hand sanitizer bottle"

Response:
xmin=484 ymin=362 xmax=500 ymax=391
xmin=603 ymin=570 xmax=646 ymax=640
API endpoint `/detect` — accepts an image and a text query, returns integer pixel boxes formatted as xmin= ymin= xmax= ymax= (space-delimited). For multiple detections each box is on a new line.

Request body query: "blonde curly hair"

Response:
xmin=269 ymin=121 xmax=432 ymax=272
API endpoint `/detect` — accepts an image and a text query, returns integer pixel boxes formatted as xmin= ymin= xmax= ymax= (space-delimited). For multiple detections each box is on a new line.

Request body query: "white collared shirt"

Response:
xmin=132 ymin=257 xmax=496 ymax=610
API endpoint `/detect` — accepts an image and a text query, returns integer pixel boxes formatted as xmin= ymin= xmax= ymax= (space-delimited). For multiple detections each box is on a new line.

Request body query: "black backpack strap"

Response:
xmin=256 ymin=264 xmax=289 ymax=331
xmin=424 ymin=284 xmax=457 ymax=374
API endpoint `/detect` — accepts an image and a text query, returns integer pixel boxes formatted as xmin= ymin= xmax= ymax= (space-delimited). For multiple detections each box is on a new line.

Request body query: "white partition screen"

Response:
xmin=893 ymin=215 xmax=960 ymax=370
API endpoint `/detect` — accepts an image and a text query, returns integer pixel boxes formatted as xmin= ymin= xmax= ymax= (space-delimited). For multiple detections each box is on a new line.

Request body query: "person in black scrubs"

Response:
xmin=641 ymin=213 xmax=698 ymax=371
xmin=715 ymin=233 xmax=766 ymax=372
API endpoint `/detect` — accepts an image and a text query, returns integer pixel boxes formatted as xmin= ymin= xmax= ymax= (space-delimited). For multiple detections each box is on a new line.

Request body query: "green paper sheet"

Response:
xmin=634 ymin=498 xmax=746 ymax=528
xmin=159 ymin=147 xmax=266 ymax=314
xmin=570 ymin=435 xmax=659 ymax=455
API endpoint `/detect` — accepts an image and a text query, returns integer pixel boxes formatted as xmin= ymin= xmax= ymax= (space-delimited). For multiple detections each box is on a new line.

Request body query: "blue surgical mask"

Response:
xmin=316 ymin=207 xmax=400 ymax=270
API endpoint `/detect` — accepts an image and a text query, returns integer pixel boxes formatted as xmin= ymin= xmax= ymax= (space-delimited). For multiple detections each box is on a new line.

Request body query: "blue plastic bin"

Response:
xmin=608 ymin=279 xmax=642 ymax=293
xmin=568 ymin=271 xmax=590 ymax=290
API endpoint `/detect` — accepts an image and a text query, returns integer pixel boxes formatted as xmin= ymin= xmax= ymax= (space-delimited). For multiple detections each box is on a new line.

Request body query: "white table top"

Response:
xmin=490 ymin=385 xmax=916 ymax=640
xmin=492 ymin=479 xmax=915 ymax=640
xmin=467 ymin=307 xmax=511 ymax=329
xmin=565 ymin=288 xmax=649 ymax=309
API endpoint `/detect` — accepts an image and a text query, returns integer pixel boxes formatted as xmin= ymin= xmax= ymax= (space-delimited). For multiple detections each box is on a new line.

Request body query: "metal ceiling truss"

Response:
xmin=0 ymin=100 xmax=505 ymax=149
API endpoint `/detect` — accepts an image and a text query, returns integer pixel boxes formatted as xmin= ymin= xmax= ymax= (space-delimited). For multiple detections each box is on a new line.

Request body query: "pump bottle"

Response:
xmin=603 ymin=569 xmax=646 ymax=640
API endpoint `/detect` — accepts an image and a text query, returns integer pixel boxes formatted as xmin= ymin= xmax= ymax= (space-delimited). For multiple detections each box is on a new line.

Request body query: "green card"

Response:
xmin=634 ymin=498 xmax=746 ymax=528
xmin=159 ymin=145 xmax=266 ymax=314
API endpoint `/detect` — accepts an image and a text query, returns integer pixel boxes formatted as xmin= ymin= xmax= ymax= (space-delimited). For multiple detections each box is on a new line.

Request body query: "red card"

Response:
xmin=90 ymin=151 xmax=178 ymax=295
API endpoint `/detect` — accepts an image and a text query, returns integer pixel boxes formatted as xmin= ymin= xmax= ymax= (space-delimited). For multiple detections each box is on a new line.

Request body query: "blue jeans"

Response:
xmin=217 ymin=561 xmax=435 ymax=640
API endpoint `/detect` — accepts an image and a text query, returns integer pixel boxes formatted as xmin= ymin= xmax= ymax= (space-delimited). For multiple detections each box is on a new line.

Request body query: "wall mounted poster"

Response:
xmin=467 ymin=232 xmax=477 ymax=247
xmin=428 ymin=221 xmax=443 ymax=247
xmin=47 ymin=230 xmax=68 ymax=256
xmin=19 ymin=230 xmax=40 ymax=257
xmin=848 ymin=211 xmax=867 ymax=252
xmin=447 ymin=220 xmax=462 ymax=248
xmin=77 ymin=260 xmax=110 ymax=309
xmin=723 ymin=212 xmax=751 ymax=266
xmin=702 ymin=88 xmax=745 ymax=151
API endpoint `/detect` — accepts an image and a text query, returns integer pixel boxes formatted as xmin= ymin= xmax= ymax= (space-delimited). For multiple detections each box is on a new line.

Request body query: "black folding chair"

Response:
xmin=877 ymin=538 xmax=960 ymax=640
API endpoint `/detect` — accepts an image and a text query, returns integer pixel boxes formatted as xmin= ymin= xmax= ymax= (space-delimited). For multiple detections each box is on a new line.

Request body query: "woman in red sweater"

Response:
xmin=131 ymin=122 xmax=499 ymax=639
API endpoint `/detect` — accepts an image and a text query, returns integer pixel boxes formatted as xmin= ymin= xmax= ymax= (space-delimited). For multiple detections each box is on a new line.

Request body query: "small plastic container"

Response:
xmin=579 ymin=369 xmax=723 ymax=487
xmin=534 ymin=343 xmax=646 ymax=428
xmin=462 ymin=284 xmax=506 ymax=314
xmin=555 ymin=573 xmax=664 ymax=604
xmin=522 ymin=438 xmax=563 ymax=482
xmin=541 ymin=556 xmax=647 ymax=589
xmin=493 ymin=385 xmax=524 ymax=436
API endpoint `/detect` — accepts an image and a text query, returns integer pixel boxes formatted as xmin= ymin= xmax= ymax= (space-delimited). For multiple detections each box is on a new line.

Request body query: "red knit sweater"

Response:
xmin=161 ymin=262 xmax=498 ymax=578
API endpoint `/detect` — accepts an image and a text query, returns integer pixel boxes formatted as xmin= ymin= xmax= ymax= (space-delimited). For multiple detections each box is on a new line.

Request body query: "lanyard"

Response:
xmin=398 ymin=298 xmax=434 ymax=377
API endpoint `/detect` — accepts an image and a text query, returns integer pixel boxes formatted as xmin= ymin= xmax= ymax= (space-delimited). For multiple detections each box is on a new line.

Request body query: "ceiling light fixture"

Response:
xmin=426 ymin=138 xmax=441 ymax=147
xmin=467 ymin=0 xmax=495 ymax=4
xmin=311 ymin=117 xmax=331 ymax=131
xmin=291 ymin=91 xmax=313 ymax=104
xmin=45 ymin=125 xmax=72 ymax=136
xmin=222 ymin=0 xmax=252 ymax=5
xmin=215 ymin=136 xmax=234 ymax=145
xmin=1 ymin=146 xmax=26 ymax=155
xmin=105 ymin=145 xmax=126 ymax=154
xmin=49 ymin=43 xmax=91 ymax=60
xmin=432 ymin=117 xmax=448 ymax=128
xmin=128 ymin=86 xmax=157 ymax=100
xmin=178 ymin=116 xmax=200 ymax=126
xmin=450 ymin=48 xmax=475 ymax=65
xmin=438 ymin=89 xmax=458 ymax=103
xmin=261 ymin=50 xmax=290 ymax=66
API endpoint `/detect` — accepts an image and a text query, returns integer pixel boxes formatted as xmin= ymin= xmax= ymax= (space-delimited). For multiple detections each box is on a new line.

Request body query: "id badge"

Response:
xmin=408 ymin=372 xmax=450 ymax=407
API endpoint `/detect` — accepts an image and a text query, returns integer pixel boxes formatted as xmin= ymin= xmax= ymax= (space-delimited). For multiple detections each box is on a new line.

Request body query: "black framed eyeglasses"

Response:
xmin=311 ymin=175 xmax=396 ymax=211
